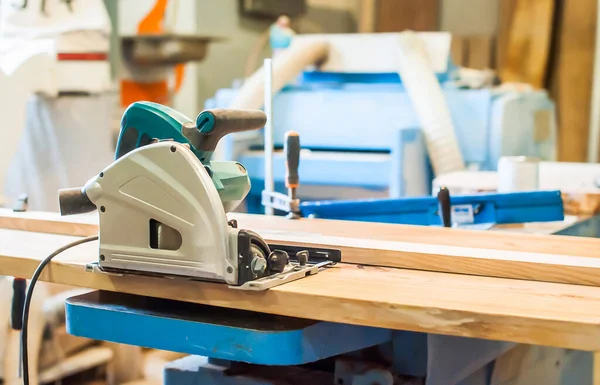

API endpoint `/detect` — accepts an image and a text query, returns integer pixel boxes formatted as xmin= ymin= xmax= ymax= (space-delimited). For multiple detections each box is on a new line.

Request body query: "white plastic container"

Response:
xmin=497 ymin=156 xmax=540 ymax=192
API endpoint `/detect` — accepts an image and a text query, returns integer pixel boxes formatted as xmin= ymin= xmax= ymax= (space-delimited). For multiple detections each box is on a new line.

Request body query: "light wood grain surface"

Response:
xmin=595 ymin=352 xmax=600 ymax=385
xmin=467 ymin=35 xmax=493 ymax=70
xmin=4 ymin=210 xmax=600 ymax=287
xmin=549 ymin=0 xmax=596 ymax=161
xmin=2 ymin=229 xmax=600 ymax=351
xmin=375 ymin=0 xmax=439 ymax=32
xmin=499 ymin=0 xmax=554 ymax=88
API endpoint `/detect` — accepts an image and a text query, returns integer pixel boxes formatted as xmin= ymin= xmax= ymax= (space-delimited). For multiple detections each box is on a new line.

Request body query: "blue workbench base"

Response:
xmin=65 ymin=291 xmax=594 ymax=385
xmin=65 ymin=291 xmax=390 ymax=366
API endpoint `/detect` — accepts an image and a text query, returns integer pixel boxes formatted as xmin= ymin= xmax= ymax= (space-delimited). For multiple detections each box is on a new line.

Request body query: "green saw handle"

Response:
xmin=117 ymin=102 xmax=266 ymax=163
xmin=285 ymin=131 xmax=300 ymax=189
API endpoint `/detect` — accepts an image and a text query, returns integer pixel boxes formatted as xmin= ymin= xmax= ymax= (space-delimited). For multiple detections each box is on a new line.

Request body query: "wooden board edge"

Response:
xmin=0 ymin=211 xmax=97 ymax=237
xmin=0 ymin=254 xmax=598 ymax=352
xmin=4 ymin=210 xmax=600 ymax=287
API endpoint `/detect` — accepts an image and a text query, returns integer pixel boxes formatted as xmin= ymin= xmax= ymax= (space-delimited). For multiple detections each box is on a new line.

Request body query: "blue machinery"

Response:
xmin=208 ymin=73 xmax=557 ymax=214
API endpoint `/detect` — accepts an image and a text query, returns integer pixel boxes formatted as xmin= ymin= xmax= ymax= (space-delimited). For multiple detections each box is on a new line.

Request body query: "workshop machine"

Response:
xmin=57 ymin=102 xmax=340 ymax=290
xmin=262 ymin=131 xmax=565 ymax=227
xmin=206 ymin=33 xmax=558 ymax=213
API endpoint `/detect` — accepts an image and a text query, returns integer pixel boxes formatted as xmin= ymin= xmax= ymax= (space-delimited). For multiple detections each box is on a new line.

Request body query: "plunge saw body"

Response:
xmin=59 ymin=103 xmax=339 ymax=290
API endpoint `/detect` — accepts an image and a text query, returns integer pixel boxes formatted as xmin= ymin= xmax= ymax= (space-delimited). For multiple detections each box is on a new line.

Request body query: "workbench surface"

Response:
xmin=3 ymin=210 xmax=600 ymax=286
xmin=2 ymin=226 xmax=600 ymax=352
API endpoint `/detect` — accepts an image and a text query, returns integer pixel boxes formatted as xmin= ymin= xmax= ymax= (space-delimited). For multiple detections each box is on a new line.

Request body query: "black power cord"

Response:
xmin=21 ymin=235 xmax=98 ymax=385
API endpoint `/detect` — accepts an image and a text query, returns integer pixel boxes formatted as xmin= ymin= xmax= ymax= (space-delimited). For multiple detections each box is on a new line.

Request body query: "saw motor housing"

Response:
xmin=63 ymin=141 xmax=279 ymax=285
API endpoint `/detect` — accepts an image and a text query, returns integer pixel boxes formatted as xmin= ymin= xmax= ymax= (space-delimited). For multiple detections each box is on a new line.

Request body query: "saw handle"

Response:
xmin=194 ymin=109 xmax=267 ymax=152
xmin=285 ymin=131 xmax=300 ymax=189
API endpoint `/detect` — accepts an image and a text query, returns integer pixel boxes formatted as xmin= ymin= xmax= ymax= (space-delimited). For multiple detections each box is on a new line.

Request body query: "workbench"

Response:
xmin=2 ymin=210 xmax=600 ymax=384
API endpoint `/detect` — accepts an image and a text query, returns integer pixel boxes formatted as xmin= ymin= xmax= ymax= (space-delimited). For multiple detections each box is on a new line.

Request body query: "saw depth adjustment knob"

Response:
xmin=296 ymin=250 xmax=309 ymax=266
xmin=268 ymin=250 xmax=290 ymax=273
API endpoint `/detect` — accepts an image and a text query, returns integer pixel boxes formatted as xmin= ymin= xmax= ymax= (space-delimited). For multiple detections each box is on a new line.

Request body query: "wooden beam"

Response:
xmin=499 ymin=0 xmax=554 ymax=88
xmin=496 ymin=0 xmax=518 ymax=71
xmin=450 ymin=35 xmax=468 ymax=67
xmin=2 ymin=228 xmax=600 ymax=351
xmin=594 ymin=351 xmax=600 ymax=385
xmin=4 ymin=210 xmax=600 ymax=287
xmin=38 ymin=346 xmax=113 ymax=384
xmin=466 ymin=35 xmax=493 ymax=70
xmin=358 ymin=0 xmax=377 ymax=33
xmin=375 ymin=0 xmax=439 ymax=32
xmin=549 ymin=0 xmax=597 ymax=162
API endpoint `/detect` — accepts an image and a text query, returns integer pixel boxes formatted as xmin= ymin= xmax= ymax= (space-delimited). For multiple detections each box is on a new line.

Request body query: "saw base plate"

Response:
xmin=85 ymin=260 xmax=334 ymax=291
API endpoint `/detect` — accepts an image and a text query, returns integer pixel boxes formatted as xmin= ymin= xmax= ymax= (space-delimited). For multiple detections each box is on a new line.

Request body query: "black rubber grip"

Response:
xmin=437 ymin=186 xmax=452 ymax=228
xmin=58 ymin=187 xmax=97 ymax=216
xmin=285 ymin=131 xmax=300 ymax=188
xmin=11 ymin=278 xmax=26 ymax=330
xmin=194 ymin=109 xmax=267 ymax=152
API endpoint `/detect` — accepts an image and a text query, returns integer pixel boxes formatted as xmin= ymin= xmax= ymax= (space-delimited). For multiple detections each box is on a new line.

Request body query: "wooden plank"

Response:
xmin=563 ymin=192 xmax=600 ymax=215
xmin=496 ymin=0 xmax=518 ymax=71
xmin=39 ymin=326 xmax=95 ymax=370
xmin=375 ymin=0 xmax=439 ymax=32
xmin=358 ymin=0 xmax=377 ymax=33
xmin=490 ymin=344 xmax=571 ymax=384
xmin=451 ymin=36 xmax=468 ymax=67
xmin=499 ymin=0 xmax=554 ymax=88
xmin=594 ymin=351 xmax=600 ymax=385
xmin=104 ymin=342 xmax=143 ymax=384
xmin=549 ymin=0 xmax=596 ymax=162
xmin=2 ymin=229 xmax=600 ymax=351
xmin=5 ymin=210 xmax=600 ymax=286
xmin=38 ymin=346 xmax=113 ymax=384
xmin=466 ymin=35 xmax=493 ymax=69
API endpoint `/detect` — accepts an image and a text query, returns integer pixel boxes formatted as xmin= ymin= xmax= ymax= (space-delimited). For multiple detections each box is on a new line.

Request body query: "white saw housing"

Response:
xmin=82 ymin=141 xmax=241 ymax=284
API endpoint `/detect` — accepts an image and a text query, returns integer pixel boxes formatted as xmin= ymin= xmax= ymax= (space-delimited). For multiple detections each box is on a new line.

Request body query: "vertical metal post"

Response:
xmin=264 ymin=58 xmax=274 ymax=215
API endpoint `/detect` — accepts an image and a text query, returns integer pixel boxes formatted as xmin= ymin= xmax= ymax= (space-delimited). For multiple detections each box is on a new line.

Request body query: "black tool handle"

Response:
xmin=11 ymin=278 xmax=26 ymax=330
xmin=58 ymin=187 xmax=97 ymax=216
xmin=285 ymin=131 xmax=300 ymax=189
xmin=195 ymin=109 xmax=267 ymax=152
xmin=437 ymin=186 xmax=452 ymax=228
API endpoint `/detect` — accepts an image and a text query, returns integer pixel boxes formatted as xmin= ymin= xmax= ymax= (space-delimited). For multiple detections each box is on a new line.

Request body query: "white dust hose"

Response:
xmin=396 ymin=32 xmax=465 ymax=176
xmin=264 ymin=58 xmax=274 ymax=215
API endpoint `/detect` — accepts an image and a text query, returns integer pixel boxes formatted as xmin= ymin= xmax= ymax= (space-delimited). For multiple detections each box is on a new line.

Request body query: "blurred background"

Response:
xmin=0 ymin=1 xmax=599 ymax=384
xmin=1 ymin=0 xmax=597 ymax=215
